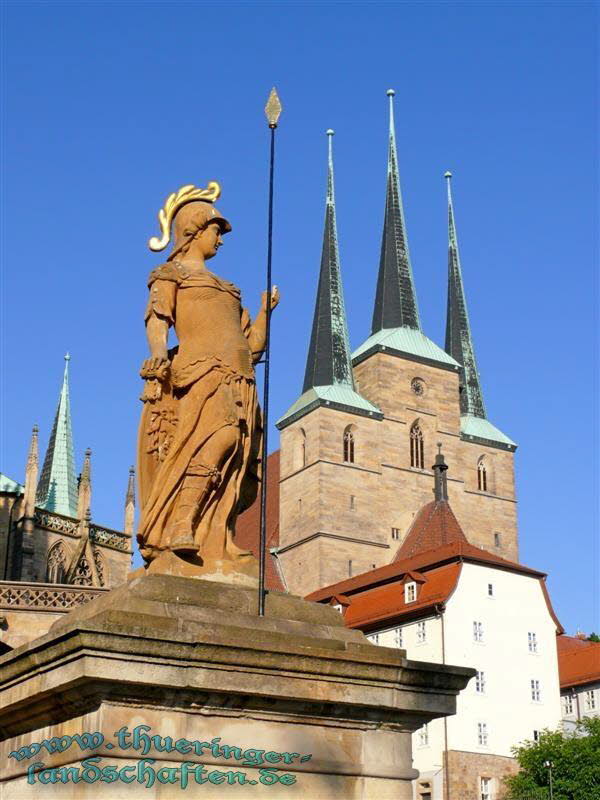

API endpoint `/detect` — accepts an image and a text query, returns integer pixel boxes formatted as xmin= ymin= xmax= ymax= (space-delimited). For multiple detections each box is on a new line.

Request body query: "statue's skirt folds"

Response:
xmin=137 ymin=365 xmax=261 ymax=564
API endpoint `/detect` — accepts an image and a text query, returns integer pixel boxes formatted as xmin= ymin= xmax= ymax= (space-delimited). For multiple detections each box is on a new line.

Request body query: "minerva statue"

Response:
xmin=135 ymin=183 xmax=278 ymax=581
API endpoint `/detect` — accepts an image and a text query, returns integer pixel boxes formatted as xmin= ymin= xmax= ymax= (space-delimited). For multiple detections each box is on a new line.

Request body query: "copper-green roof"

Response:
xmin=0 ymin=473 xmax=24 ymax=494
xmin=276 ymin=385 xmax=382 ymax=430
xmin=353 ymin=326 xmax=461 ymax=371
xmin=460 ymin=414 xmax=517 ymax=451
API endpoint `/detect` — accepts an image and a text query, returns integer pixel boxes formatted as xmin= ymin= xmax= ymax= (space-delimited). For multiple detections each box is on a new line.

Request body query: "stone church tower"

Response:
xmin=276 ymin=92 xmax=517 ymax=598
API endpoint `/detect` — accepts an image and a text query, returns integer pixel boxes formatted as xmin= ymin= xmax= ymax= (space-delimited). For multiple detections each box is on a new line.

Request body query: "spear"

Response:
xmin=258 ymin=87 xmax=282 ymax=616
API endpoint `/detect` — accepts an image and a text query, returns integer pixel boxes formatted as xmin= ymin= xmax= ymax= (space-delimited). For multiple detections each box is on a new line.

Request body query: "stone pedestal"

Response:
xmin=0 ymin=575 xmax=472 ymax=798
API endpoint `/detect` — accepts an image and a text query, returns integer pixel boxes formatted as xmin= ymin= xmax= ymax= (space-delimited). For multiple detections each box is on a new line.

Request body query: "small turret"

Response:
xmin=23 ymin=425 xmax=39 ymax=521
xmin=76 ymin=448 xmax=92 ymax=521
xmin=124 ymin=466 xmax=136 ymax=537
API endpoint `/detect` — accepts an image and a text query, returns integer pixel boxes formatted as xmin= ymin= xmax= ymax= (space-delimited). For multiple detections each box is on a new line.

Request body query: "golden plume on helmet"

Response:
xmin=148 ymin=182 xmax=232 ymax=254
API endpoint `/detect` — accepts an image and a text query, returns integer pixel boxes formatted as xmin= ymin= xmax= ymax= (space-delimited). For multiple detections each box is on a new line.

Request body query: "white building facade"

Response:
xmin=369 ymin=562 xmax=562 ymax=799
xmin=309 ymin=486 xmax=564 ymax=800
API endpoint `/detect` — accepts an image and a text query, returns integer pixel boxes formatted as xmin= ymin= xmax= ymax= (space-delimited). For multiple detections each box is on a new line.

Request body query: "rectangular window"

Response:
xmin=350 ymin=495 xmax=355 ymax=510
xmin=531 ymin=679 xmax=541 ymax=702
xmin=533 ymin=730 xmax=540 ymax=742
xmin=494 ymin=532 xmax=501 ymax=548
xmin=405 ymin=582 xmax=417 ymax=603
xmin=528 ymin=632 xmax=538 ymax=653
xmin=368 ymin=633 xmax=379 ymax=645
xmin=585 ymin=690 xmax=596 ymax=711
xmin=476 ymin=670 xmax=486 ymax=694
xmin=473 ymin=621 xmax=484 ymax=643
xmin=480 ymin=777 xmax=491 ymax=800
xmin=394 ymin=627 xmax=403 ymax=648
xmin=563 ymin=694 xmax=574 ymax=715
xmin=391 ymin=527 xmax=400 ymax=540
xmin=348 ymin=560 xmax=352 ymax=577
xmin=477 ymin=722 xmax=488 ymax=747
xmin=417 ymin=724 xmax=429 ymax=747
xmin=488 ymin=583 xmax=494 ymax=597
xmin=417 ymin=621 xmax=426 ymax=644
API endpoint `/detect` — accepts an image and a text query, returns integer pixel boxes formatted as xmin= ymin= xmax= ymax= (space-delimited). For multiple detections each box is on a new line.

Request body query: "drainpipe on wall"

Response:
xmin=435 ymin=603 xmax=450 ymax=800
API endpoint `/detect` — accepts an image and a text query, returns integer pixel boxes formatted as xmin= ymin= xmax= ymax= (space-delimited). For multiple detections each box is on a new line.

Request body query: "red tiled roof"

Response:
xmin=235 ymin=451 xmax=285 ymax=592
xmin=557 ymin=635 xmax=600 ymax=689
xmin=308 ymin=529 xmax=563 ymax=633
xmin=393 ymin=500 xmax=468 ymax=560
xmin=342 ymin=563 xmax=462 ymax=631
xmin=308 ymin=538 xmax=547 ymax=604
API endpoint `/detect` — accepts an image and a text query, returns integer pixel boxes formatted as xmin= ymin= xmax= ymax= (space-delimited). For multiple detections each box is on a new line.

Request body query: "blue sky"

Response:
xmin=1 ymin=2 xmax=597 ymax=634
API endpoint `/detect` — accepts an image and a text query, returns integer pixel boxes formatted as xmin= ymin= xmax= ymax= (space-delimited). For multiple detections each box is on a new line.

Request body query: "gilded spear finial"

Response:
xmin=264 ymin=87 xmax=283 ymax=128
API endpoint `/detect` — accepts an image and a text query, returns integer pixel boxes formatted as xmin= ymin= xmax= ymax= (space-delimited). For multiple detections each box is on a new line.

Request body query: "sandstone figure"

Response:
xmin=136 ymin=183 xmax=278 ymax=578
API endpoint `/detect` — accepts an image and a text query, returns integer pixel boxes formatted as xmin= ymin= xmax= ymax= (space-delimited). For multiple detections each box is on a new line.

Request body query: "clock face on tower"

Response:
xmin=411 ymin=378 xmax=425 ymax=397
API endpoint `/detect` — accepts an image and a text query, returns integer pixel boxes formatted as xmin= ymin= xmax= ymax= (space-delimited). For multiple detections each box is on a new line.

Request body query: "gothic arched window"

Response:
xmin=410 ymin=422 xmax=424 ymax=469
xmin=343 ymin=426 xmax=355 ymax=463
xmin=46 ymin=542 xmax=67 ymax=584
xmin=477 ymin=457 xmax=488 ymax=492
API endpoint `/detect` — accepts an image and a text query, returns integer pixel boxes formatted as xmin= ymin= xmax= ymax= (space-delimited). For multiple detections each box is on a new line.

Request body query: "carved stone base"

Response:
xmin=128 ymin=550 xmax=259 ymax=587
xmin=0 ymin=575 xmax=473 ymax=798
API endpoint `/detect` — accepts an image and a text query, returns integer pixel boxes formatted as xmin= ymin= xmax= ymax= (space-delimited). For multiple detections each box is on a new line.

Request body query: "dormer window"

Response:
xmin=332 ymin=603 xmax=342 ymax=613
xmin=405 ymin=581 xmax=417 ymax=603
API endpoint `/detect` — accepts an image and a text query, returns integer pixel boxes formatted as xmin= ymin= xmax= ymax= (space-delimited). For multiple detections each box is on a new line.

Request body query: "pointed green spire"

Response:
xmin=444 ymin=172 xmax=486 ymax=418
xmin=277 ymin=132 xmax=382 ymax=429
xmin=371 ymin=89 xmax=421 ymax=333
xmin=36 ymin=354 xmax=78 ymax=517
xmin=303 ymin=130 xmax=355 ymax=392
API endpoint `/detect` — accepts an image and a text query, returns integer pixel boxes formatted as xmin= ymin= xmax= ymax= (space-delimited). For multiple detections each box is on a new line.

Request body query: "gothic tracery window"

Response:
xmin=477 ymin=458 xmax=488 ymax=492
xmin=73 ymin=557 xmax=93 ymax=586
xmin=410 ymin=422 xmax=424 ymax=469
xmin=46 ymin=542 xmax=67 ymax=584
xmin=343 ymin=426 xmax=355 ymax=463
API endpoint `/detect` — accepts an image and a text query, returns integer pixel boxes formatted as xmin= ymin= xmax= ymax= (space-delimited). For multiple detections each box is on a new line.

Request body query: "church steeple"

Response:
xmin=371 ymin=89 xmax=421 ymax=333
xmin=278 ymin=131 xmax=381 ymax=429
xmin=36 ymin=354 xmax=78 ymax=517
xmin=302 ymin=130 xmax=354 ymax=392
xmin=444 ymin=172 xmax=486 ymax=419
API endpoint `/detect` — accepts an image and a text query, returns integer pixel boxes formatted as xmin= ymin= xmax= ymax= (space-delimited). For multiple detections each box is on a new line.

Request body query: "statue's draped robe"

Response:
xmin=137 ymin=262 xmax=262 ymax=563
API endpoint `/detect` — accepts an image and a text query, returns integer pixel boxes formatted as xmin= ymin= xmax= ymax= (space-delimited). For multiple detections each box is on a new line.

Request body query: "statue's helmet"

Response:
xmin=148 ymin=182 xmax=232 ymax=257
xmin=169 ymin=200 xmax=232 ymax=260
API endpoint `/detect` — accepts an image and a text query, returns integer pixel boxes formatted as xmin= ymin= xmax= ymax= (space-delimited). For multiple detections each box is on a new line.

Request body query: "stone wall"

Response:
xmin=446 ymin=748 xmax=519 ymax=799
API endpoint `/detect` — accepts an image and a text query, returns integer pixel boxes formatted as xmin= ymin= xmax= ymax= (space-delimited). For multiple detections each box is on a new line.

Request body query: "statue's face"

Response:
xmin=199 ymin=222 xmax=223 ymax=260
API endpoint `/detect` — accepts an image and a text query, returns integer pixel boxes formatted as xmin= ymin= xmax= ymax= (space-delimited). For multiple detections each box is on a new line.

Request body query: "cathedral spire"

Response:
xmin=371 ymin=89 xmax=421 ymax=334
xmin=302 ymin=130 xmax=355 ymax=393
xmin=36 ymin=354 xmax=78 ymax=517
xmin=277 ymin=132 xmax=382 ymax=429
xmin=444 ymin=172 xmax=486 ymax=418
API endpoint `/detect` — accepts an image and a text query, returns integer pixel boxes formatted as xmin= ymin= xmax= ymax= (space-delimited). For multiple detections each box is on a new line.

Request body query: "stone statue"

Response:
xmin=136 ymin=183 xmax=279 ymax=581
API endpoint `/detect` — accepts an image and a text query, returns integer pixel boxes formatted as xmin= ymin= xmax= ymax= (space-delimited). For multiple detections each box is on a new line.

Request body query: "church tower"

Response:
xmin=276 ymin=131 xmax=385 ymax=597
xmin=274 ymin=96 xmax=519 ymax=597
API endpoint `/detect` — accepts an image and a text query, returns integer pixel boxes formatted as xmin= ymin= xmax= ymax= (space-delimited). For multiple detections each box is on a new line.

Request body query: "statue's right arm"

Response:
xmin=141 ymin=278 xmax=176 ymax=377
xmin=146 ymin=316 xmax=169 ymax=363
